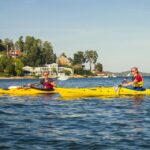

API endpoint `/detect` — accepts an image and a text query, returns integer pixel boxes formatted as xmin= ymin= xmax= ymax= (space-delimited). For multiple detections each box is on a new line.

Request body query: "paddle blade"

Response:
xmin=127 ymin=73 xmax=131 ymax=77
xmin=8 ymin=86 xmax=22 ymax=89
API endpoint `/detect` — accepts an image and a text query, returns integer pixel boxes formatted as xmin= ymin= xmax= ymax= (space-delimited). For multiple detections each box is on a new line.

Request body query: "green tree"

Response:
xmin=18 ymin=54 xmax=28 ymax=66
xmin=24 ymin=36 xmax=56 ymax=67
xmin=0 ymin=39 xmax=5 ymax=51
xmin=61 ymin=52 xmax=67 ymax=58
xmin=74 ymin=68 xmax=93 ymax=76
xmin=41 ymin=41 xmax=56 ymax=64
xmin=24 ymin=36 xmax=35 ymax=52
xmin=0 ymin=56 xmax=8 ymax=72
xmin=24 ymin=37 xmax=42 ymax=66
xmin=0 ymin=56 xmax=14 ymax=71
xmin=28 ymin=46 xmax=41 ymax=66
xmin=85 ymin=50 xmax=98 ymax=71
xmin=14 ymin=58 xmax=24 ymax=76
xmin=51 ymin=67 xmax=57 ymax=75
xmin=0 ymin=36 xmax=58 ymax=76
xmin=68 ymin=57 xmax=73 ymax=64
xmin=73 ymin=51 xmax=85 ymax=65
xmin=3 ymin=38 xmax=14 ymax=50
xmin=15 ymin=36 xmax=24 ymax=52
xmin=0 ymin=56 xmax=25 ymax=76
xmin=5 ymin=63 xmax=15 ymax=75
xmin=0 ymin=56 xmax=15 ymax=75
xmin=60 ymin=70 xmax=71 ymax=76
xmin=95 ymin=63 xmax=103 ymax=72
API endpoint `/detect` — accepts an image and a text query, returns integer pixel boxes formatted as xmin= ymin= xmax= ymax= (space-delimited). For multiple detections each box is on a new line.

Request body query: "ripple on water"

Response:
xmin=0 ymin=78 xmax=150 ymax=149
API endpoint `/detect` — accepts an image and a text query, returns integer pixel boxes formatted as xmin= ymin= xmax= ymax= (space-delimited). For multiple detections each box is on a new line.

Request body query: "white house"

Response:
xmin=23 ymin=63 xmax=73 ymax=76
xmin=23 ymin=66 xmax=34 ymax=75
xmin=23 ymin=63 xmax=59 ymax=76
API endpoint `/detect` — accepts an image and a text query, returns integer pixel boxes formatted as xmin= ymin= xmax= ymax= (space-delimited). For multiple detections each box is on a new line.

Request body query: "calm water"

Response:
xmin=0 ymin=77 xmax=150 ymax=150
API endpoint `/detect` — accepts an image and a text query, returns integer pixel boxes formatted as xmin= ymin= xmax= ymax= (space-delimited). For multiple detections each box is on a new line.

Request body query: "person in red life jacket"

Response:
xmin=40 ymin=71 xmax=56 ymax=90
xmin=28 ymin=71 xmax=56 ymax=90
xmin=121 ymin=67 xmax=145 ymax=91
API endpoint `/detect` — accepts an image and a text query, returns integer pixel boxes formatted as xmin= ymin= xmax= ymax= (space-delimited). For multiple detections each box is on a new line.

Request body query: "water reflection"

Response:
xmin=132 ymin=95 xmax=144 ymax=105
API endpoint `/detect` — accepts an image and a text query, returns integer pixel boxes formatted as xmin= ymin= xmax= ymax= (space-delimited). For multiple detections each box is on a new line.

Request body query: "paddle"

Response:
xmin=8 ymin=78 xmax=58 ymax=89
xmin=8 ymin=85 xmax=23 ymax=89
xmin=114 ymin=84 xmax=122 ymax=93
xmin=8 ymin=75 xmax=68 ymax=89
xmin=8 ymin=83 xmax=40 ymax=89
xmin=8 ymin=84 xmax=32 ymax=89
xmin=114 ymin=72 xmax=131 ymax=93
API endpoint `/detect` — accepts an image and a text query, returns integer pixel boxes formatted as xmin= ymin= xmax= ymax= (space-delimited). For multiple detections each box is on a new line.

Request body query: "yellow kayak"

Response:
xmin=55 ymin=87 xmax=150 ymax=98
xmin=0 ymin=87 xmax=150 ymax=97
xmin=0 ymin=87 xmax=56 ymax=95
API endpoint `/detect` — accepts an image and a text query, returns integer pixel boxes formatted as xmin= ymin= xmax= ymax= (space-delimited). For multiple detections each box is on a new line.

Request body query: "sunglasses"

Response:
xmin=131 ymin=70 xmax=136 ymax=72
xmin=44 ymin=74 xmax=48 ymax=76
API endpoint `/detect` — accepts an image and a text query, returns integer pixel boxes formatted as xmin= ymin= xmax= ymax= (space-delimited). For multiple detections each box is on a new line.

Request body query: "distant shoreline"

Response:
xmin=0 ymin=75 xmax=103 ymax=79
xmin=0 ymin=76 xmax=36 ymax=79
xmin=0 ymin=76 xmax=86 ymax=79
xmin=0 ymin=75 xmax=150 ymax=80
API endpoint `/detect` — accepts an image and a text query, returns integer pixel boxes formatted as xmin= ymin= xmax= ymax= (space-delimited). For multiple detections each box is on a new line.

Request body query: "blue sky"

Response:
xmin=0 ymin=0 xmax=150 ymax=72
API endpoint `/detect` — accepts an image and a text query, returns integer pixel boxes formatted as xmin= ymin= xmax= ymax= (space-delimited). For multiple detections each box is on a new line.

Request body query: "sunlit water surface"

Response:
xmin=0 ymin=77 xmax=150 ymax=149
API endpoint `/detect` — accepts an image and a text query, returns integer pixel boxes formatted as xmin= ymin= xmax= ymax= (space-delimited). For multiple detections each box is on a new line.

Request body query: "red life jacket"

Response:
xmin=41 ymin=79 xmax=54 ymax=89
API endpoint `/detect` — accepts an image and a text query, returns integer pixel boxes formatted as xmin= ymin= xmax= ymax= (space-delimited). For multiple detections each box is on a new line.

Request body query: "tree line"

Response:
xmin=0 ymin=36 xmax=103 ymax=76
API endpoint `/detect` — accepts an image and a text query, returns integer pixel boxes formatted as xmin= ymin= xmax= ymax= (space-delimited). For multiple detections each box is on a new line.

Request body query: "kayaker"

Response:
xmin=121 ymin=67 xmax=145 ymax=91
xmin=28 ymin=71 xmax=56 ymax=90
